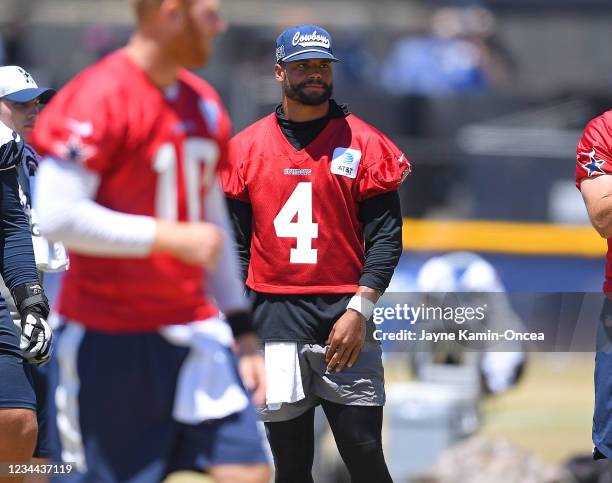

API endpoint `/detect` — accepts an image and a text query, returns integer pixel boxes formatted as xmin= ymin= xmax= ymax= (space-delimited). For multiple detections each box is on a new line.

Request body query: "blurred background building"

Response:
xmin=5 ymin=0 xmax=612 ymax=481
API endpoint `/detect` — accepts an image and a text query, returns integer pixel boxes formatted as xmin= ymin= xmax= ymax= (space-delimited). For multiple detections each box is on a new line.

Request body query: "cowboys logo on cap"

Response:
xmin=276 ymin=25 xmax=340 ymax=63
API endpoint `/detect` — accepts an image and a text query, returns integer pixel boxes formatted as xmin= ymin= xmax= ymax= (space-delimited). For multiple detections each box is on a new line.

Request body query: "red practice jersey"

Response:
xmin=32 ymin=50 xmax=231 ymax=332
xmin=576 ymin=110 xmax=612 ymax=293
xmin=221 ymin=111 xmax=411 ymax=294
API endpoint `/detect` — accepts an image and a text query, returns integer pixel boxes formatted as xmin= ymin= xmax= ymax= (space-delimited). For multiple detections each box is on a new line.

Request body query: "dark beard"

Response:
xmin=284 ymin=78 xmax=333 ymax=106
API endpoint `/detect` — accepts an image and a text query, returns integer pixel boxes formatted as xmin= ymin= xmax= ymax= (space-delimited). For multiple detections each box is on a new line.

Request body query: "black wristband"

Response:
xmin=11 ymin=282 xmax=50 ymax=318
xmin=226 ymin=311 xmax=254 ymax=338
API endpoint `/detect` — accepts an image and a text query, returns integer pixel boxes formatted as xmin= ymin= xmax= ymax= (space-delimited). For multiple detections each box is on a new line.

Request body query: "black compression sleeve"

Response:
xmin=225 ymin=197 xmax=252 ymax=282
xmin=358 ymin=191 xmax=403 ymax=292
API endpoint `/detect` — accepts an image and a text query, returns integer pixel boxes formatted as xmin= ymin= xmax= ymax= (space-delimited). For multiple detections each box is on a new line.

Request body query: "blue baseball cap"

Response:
xmin=275 ymin=25 xmax=340 ymax=64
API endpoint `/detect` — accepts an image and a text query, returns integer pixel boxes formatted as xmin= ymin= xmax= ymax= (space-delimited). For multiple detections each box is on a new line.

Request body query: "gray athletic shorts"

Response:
xmin=258 ymin=340 xmax=385 ymax=423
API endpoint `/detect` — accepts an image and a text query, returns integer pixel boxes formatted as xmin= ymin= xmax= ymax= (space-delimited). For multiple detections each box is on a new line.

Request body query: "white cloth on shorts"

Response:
xmin=160 ymin=318 xmax=249 ymax=424
xmin=264 ymin=342 xmax=305 ymax=410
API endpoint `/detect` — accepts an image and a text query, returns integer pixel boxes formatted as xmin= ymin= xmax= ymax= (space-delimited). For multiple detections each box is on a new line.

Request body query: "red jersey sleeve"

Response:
xmin=354 ymin=132 xmax=411 ymax=201
xmin=31 ymin=71 xmax=126 ymax=174
xmin=576 ymin=111 xmax=612 ymax=189
xmin=220 ymin=135 xmax=250 ymax=202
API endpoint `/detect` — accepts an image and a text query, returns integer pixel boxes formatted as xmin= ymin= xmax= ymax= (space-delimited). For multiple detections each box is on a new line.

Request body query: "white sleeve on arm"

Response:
xmin=34 ymin=157 xmax=156 ymax=256
xmin=205 ymin=179 xmax=250 ymax=314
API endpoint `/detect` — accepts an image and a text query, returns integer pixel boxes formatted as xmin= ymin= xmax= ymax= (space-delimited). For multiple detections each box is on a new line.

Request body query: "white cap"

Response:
xmin=0 ymin=66 xmax=55 ymax=103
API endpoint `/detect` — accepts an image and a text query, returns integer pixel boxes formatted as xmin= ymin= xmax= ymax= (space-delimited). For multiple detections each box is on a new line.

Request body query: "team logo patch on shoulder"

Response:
xmin=580 ymin=149 xmax=606 ymax=177
xmin=331 ymin=148 xmax=361 ymax=179
xmin=54 ymin=134 xmax=96 ymax=164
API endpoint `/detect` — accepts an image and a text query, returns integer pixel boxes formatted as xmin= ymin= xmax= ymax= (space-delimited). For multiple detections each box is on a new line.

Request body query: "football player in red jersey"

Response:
xmin=30 ymin=1 xmax=270 ymax=482
xmin=577 ymin=111 xmax=612 ymax=461
xmin=221 ymin=25 xmax=411 ymax=483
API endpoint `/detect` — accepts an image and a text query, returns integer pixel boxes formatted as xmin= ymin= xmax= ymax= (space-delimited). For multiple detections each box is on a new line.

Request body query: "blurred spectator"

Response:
xmin=381 ymin=7 xmax=513 ymax=95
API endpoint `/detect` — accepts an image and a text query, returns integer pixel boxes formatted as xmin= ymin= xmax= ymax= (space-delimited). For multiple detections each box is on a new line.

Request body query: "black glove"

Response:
xmin=11 ymin=282 xmax=52 ymax=366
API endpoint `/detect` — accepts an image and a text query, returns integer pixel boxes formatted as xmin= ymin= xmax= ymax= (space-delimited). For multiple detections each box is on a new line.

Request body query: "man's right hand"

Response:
xmin=153 ymin=221 xmax=223 ymax=270
xmin=235 ymin=332 xmax=266 ymax=406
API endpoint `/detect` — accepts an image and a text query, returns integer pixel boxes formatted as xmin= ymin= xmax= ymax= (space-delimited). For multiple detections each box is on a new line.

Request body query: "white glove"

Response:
xmin=12 ymin=282 xmax=53 ymax=366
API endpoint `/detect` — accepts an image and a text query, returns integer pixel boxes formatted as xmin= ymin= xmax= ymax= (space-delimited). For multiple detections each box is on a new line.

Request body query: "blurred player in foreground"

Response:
xmin=31 ymin=0 xmax=270 ymax=482
xmin=576 ymin=111 xmax=612 ymax=461
xmin=0 ymin=65 xmax=66 ymax=474
xmin=0 ymin=77 xmax=54 ymax=475
xmin=222 ymin=24 xmax=411 ymax=483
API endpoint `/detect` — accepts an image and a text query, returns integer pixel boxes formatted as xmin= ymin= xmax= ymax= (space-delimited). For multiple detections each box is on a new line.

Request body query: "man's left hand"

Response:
xmin=326 ymin=309 xmax=366 ymax=373
xmin=20 ymin=311 xmax=53 ymax=365
xmin=11 ymin=282 xmax=52 ymax=366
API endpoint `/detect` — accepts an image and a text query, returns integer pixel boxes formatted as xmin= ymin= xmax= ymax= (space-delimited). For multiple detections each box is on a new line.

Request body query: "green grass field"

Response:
xmin=480 ymin=353 xmax=595 ymax=464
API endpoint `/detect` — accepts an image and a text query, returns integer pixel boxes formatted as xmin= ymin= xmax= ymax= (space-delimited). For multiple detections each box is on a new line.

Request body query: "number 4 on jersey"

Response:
xmin=273 ymin=182 xmax=318 ymax=264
